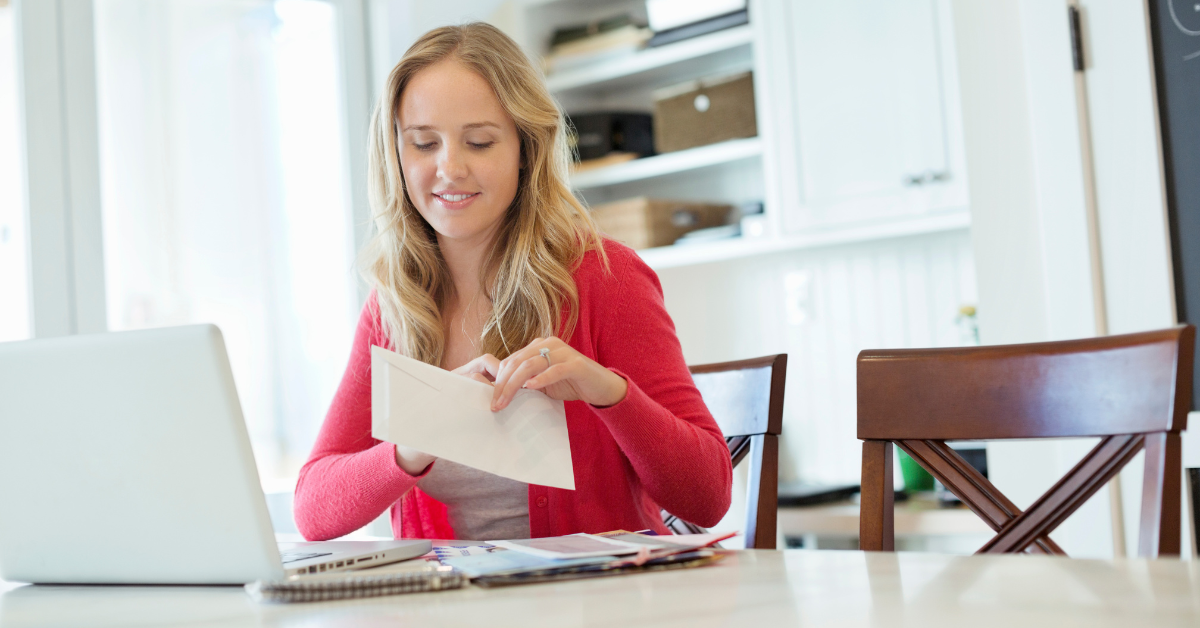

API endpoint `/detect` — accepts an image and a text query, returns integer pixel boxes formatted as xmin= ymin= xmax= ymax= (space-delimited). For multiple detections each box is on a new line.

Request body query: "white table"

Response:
xmin=2 ymin=550 xmax=1198 ymax=627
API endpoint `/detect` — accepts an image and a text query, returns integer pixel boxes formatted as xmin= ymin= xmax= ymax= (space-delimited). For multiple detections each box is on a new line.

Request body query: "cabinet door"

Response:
xmin=760 ymin=0 xmax=962 ymax=233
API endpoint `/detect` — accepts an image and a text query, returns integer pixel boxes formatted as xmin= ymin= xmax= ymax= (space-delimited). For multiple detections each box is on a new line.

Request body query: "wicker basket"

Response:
xmin=653 ymin=71 xmax=757 ymax=153
xmin=589 ymin=197 xmax=733 ymax=249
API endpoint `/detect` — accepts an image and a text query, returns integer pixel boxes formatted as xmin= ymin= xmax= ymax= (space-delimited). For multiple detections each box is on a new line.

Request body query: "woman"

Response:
xmin=294 ymin=23 xmax=732 ymax=542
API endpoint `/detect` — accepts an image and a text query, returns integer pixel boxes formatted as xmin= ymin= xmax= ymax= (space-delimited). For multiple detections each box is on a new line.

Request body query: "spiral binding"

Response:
xmin=246 ymin=566 xmax=465 ymax=603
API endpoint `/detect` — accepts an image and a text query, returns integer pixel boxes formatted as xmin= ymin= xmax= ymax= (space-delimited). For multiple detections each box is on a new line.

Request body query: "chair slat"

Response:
xmin=859 ymin=327 xmax=1191 ymax=440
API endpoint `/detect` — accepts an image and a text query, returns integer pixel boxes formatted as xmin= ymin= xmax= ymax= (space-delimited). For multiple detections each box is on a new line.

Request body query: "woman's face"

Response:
xmin=397 ymin=59 xmax=522 ymax=247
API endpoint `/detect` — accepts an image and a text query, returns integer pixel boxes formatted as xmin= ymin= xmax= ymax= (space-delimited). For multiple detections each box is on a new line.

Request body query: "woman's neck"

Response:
xmin=437 ymin=229 xmax=495 ymax=301
xmin=437 ymin=229 xmax=498 ymax=369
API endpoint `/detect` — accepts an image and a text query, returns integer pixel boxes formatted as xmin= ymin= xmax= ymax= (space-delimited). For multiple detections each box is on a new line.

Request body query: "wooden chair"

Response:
xmin=857 ymin=326 xmax=1195 ymax=557
xmin=662 ymin=354 xmax=787 ymax=549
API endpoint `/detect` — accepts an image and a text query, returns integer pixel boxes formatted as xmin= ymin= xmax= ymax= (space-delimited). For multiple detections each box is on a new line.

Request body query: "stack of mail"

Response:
xmin=438 ymin=531 xmax=733 ymax=588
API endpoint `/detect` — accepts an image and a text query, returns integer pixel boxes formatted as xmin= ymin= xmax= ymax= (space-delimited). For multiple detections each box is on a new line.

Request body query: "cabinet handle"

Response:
xmin=903 ymin=171 xmax=950 ymax=186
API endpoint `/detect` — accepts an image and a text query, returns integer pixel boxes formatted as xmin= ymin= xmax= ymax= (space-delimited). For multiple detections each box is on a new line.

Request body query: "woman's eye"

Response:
xmin=469 ymin=141 xmax=495 ymax=150
xmin=413 ymin=142 xmax=436 ymax=151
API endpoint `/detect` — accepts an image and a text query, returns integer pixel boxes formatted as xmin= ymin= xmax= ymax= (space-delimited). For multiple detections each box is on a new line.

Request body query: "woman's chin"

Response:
xmin=430 ymin=221 xmax=500 ymax=246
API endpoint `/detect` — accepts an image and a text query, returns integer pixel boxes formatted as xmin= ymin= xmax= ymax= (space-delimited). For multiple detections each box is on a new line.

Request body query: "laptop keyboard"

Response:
xmin=280 ymin=551 xmax=332 ymax=564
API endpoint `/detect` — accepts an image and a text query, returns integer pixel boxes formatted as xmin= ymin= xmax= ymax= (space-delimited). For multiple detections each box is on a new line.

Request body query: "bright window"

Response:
xmin=94 ymin=0 xmax=360 ymax=483
xmin=0 ymin=3 xmax=30 ymax=343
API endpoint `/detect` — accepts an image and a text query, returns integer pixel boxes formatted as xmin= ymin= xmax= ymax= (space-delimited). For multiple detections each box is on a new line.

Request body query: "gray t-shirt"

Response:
xmin=416 ymin=458 xmax=531 ymax=541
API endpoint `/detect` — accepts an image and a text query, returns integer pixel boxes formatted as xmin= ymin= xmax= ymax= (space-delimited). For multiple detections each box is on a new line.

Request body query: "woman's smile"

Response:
xmin=434 ymin=190 xmax=481 ymax=209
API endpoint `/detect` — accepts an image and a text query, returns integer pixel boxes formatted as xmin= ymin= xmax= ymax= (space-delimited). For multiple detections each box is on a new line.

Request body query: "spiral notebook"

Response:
xmin=245 ymin=566 xmax=464 ymax=603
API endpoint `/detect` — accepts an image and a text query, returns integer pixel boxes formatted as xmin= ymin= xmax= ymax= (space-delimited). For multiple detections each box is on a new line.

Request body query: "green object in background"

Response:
xmin=896 ymin=446 xmax=935 ymax=492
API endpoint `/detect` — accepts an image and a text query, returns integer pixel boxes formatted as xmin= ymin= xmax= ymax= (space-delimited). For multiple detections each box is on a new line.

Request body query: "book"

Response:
xmin=245 ymin=566 xmax=464 ymax=603
xmin=550 ymin=14 xmax=639 ymax=48
xmin=543 ymin=25 xmax=653 ymax=73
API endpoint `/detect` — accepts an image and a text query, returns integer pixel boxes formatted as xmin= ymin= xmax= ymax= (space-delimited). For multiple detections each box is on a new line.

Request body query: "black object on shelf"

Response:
xmin=777 ymin=483 xmax=909 ymax=507
xmin=566 ymin=112 xmax=654 ymax=161
xmin=777 ymin=483 xmax=860 ymax=507
xmin=1187 ymin=468 xmax=1199 ymax=555
xmin=935 ymin=446 xmax=988 ymax=506
xmin=648 ymin=9 xmax=749 ymax=48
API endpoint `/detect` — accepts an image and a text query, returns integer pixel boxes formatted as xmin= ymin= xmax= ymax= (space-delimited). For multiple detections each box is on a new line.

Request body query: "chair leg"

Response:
xmin=1140 ymin=431 xmax=1182 ymax=557
xmin=860 ymin=440 xmax=894 ymax=551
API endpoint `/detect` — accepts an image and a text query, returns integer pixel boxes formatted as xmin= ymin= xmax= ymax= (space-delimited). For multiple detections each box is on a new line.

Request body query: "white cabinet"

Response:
xmin=755 ymin=0 xmax=968 ymax=234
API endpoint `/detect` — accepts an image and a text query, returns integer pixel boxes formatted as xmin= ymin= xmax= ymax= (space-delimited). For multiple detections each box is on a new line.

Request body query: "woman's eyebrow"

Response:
xmin=400 ymin=122 xmax=501 ymax=133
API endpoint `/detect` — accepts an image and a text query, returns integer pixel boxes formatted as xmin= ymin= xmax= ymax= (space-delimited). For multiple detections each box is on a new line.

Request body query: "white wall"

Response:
xmin=14 ymin=0 xmax=108 ymax=338
xmin=947 ymin=0 xmax=1106 ymax=559
xmin=952 ymin=0 xmax=1187 ymax=558
xmin=1077 ymin=0 xmax=1191 ymax=557
xmin=367 ymin=0 xmax=508 ymax=96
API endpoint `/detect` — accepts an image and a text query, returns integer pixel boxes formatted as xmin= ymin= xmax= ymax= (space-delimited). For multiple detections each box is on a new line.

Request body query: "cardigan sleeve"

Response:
xmin=293 ymin=292 xmax=427 ymax=541
xmin=587 ymin=246 xmax=733 ymax=527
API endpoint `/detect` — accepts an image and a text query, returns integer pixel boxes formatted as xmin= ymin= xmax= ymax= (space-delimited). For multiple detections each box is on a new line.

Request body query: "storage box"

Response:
xmin=653 ymin=71 xmax=757 ymax=153
xmin=589 ymin=197 xmax=733 ymax=249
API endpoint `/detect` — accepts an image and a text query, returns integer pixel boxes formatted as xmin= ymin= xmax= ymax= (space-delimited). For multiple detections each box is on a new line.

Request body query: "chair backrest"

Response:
xmin=662 ymin=354 xmax=786 ymax=549
xmin=857 ymin=326 xmax=1195 ymax=557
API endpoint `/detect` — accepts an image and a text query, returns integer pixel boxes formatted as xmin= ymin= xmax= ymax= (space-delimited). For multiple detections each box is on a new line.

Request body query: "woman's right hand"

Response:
xmin=394 ymin=445 xmax=435 ymax=476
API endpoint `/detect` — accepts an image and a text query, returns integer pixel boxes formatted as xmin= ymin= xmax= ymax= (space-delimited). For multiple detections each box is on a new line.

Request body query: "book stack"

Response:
xmin=543 ymin=14 xmax=652 ymax=73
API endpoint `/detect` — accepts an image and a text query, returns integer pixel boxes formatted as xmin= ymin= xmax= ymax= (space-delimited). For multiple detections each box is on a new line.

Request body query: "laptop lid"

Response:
xmin=0 ymin=325 xmax=286 ymax=584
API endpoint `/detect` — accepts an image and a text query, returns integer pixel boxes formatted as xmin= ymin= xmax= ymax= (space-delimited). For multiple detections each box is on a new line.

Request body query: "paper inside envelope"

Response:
xmin=370 ymin=346 xmax=575 ymax=490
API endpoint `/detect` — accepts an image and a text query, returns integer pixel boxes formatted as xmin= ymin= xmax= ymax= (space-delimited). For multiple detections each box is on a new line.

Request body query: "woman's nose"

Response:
xmin=436 ymin=145 xmax=468 ymax=181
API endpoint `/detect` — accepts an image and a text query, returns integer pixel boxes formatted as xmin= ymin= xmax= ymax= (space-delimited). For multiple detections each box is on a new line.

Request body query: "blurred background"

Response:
xmin=3 ymin=0 xmax=1197 ymax=556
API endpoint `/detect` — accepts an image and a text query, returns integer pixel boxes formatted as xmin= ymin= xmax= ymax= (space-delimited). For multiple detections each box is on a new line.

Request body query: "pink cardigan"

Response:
xmin=293 ymin=240 xmax=733 ymax=540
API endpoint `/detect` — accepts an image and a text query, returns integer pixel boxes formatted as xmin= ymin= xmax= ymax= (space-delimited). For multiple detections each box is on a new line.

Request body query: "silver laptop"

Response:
xmin=0 ymin=325 xmax=429 ymax=584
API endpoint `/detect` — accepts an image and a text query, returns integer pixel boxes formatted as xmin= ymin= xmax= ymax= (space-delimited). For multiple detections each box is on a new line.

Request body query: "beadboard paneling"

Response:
xmin=654 ymin=227 xmax=976 ymax=485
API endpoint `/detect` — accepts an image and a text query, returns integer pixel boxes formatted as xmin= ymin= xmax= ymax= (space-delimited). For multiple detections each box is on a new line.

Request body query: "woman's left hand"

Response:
xmin=489 ymin=337 xmax=628 ymax=412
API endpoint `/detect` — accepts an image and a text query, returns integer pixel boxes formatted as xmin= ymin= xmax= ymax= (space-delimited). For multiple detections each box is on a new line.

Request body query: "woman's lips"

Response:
xmin=434 ymin=192 xmax=480 ymax=209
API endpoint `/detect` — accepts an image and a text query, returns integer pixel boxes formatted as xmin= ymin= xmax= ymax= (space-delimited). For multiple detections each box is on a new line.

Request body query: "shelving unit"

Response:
xmin=498 ymin=0 xmax=766 ymax=270
xmin=545 ymin=24 xmax=754 ymax=95
xmin=570 ymin=137 xmax=761 ymax=190
xmin=501 ymin=0 xmax=971 ymax=272
xmin=637 ymin=209 xmax=971 ymax=270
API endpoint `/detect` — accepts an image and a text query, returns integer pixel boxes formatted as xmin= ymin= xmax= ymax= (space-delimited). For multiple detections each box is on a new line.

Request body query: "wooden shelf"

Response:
xmin=571 ymin=137 xmax=762 ymax=189
xmin=638 ymin=210 xmax=972 ymax=270
xmin=545 ymin=24 xmax=754 ymax=94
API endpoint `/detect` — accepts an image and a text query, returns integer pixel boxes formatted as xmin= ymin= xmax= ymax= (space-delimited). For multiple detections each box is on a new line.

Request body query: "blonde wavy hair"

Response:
xmin=360 ymin=22 xmax=605 ymax=366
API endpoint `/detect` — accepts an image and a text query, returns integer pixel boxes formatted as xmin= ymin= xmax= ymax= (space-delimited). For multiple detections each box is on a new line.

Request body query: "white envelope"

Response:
xmin=370 ymin=345 xmax=575 ymax=490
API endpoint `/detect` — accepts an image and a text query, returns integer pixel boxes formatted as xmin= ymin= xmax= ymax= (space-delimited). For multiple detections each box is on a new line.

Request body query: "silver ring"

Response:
xmin=540 ymin=347 xmax=551 ymax=367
